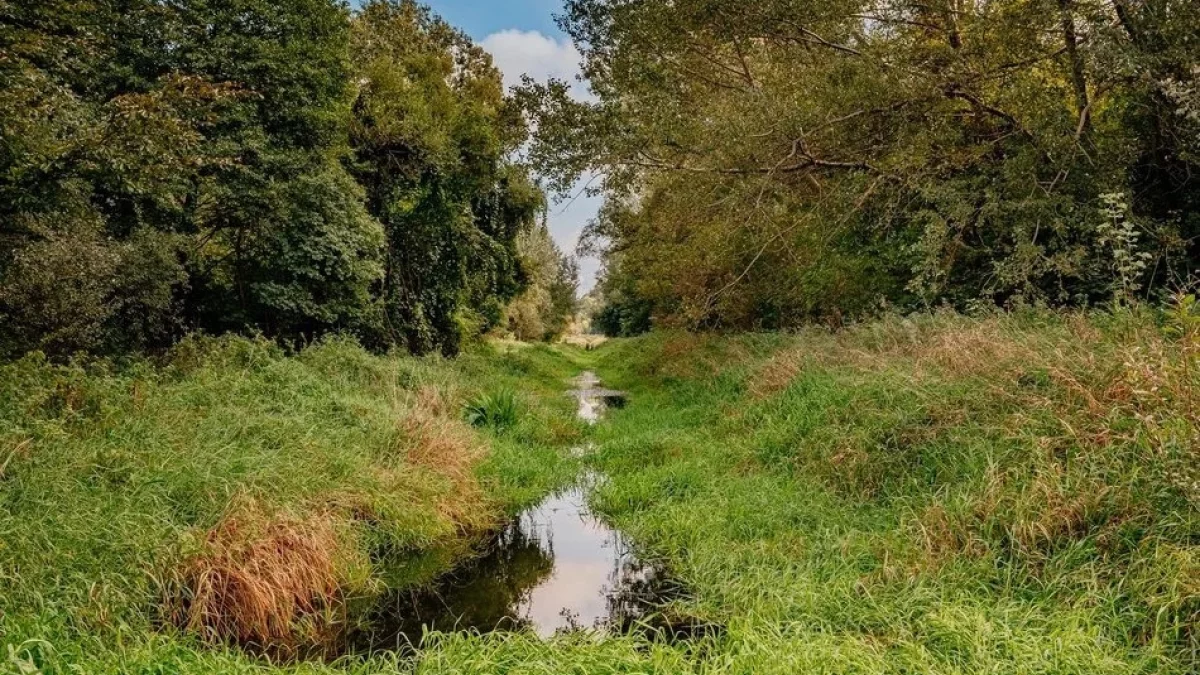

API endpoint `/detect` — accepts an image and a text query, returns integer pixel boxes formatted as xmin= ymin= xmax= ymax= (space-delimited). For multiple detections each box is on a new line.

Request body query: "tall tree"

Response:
xmin=523 ymin=0 xmax=1200 ymax=328
xmin=350 ymin=0 xmax=541 ymax=355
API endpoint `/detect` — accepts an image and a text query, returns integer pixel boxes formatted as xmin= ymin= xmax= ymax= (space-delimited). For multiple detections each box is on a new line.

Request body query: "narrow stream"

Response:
xmin=354 ymin=372 xmax=689 ymax=652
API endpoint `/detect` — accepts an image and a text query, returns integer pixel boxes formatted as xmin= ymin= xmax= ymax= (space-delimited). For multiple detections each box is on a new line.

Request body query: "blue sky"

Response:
xmin=358 ymin=1 xmax=603 ymax=293
xmin=423 ymin=0 xmax=564 ymax=38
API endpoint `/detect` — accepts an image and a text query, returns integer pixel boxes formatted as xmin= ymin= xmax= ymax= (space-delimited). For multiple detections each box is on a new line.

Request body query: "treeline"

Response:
xmin=523 ymin=0 xmax=1200 ymax=334
xmin=0 ymin=0 xmax=574 ymax=359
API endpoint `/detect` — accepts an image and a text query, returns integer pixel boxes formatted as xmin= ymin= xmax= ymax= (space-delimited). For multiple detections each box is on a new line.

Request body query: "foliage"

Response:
xmin=503 ymin=223 xmax=579 ymax=341
xmin=591 ymin=254 xmax=654 ymax=337
xmin=523 ymin=0 xmax=1200 ymax=329
xmin=0 ymin=0 xmax=549 ymax=359
xmin=349 ymin=0 xmax=543 ymax=356
xmin=463 ymin=389 xmax=521 ymax=431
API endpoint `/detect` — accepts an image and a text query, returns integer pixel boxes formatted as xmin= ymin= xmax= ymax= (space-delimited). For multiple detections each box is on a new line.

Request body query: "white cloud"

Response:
xmin=480 ymin=29 xmax=592 ymax=101
xmin=481 ymin=30 xmax=600 ymax=294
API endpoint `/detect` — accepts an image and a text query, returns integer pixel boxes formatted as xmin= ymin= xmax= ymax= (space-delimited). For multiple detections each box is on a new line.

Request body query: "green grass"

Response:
xmin=463 ymin=389 xmax=521 ymax=431
xmin=2 ymin=309 xmax=1197 ymax=673
xmin=0 ymin=336 xmax=587 ymax=673
xmin=417 ymin=309 xmax=1197 ymax=674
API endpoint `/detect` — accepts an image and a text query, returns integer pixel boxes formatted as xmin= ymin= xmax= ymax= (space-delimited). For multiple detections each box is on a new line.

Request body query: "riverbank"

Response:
xmin=427 ymin=309 xmax=1197 ymax=673
xmin=3 ymin=308 xmax=1196 ymax=673
xmin=0 ymin=336 xmax=587 ymax=673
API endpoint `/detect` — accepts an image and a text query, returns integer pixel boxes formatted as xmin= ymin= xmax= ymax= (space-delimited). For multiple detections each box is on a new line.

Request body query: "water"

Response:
xmin=354 ymin=373 xmax=676 ymax=651
xmin=569 ymin=371 xmax=628 ymax=424
xmin=357 ymin=477 xmax=678 ymax=650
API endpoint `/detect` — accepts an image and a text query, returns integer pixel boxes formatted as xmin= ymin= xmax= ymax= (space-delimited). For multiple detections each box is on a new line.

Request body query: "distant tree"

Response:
xmin=504 ymin=223 xmax=578 ymax=341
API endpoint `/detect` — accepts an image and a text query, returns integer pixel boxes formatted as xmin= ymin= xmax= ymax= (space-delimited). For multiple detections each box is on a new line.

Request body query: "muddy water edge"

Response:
xmin=349 ymin=372 xmax=707 ymax=655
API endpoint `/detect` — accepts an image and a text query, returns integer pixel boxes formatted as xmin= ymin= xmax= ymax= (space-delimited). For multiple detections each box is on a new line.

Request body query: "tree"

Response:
xmin=504 ymin=223 xmax=578 ymax=341
xmin=350 ymin=0 xmax=541 ymax=355
xmin=0 ymin=0 xmax=546 ymax=359
xmin=522 ymin=0 xmax=1200 ymax=329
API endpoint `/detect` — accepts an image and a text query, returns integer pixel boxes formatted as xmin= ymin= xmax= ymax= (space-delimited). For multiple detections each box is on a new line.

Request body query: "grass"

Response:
xmin=2 ymin=306 xmax=1196 ymax=673
xmin=463 ymin=390 xmax=521 ymax=431
xmin=416 ymin=307 xmax=1197 ymax=673
xmin=0 ymin=335 xmax=587 ymax=673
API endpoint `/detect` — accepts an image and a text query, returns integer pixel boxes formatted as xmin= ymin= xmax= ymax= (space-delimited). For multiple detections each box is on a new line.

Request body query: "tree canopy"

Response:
xmin=0 ymin=0 xmax=556 ymax=358
xmin=522 ymin=0 xmax=1199 ymax=331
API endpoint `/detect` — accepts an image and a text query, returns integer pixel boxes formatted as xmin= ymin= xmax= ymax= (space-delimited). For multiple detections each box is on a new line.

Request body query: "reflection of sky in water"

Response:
xmin=357 ymin=476 xmax=657 ymax=649
xmin=570 ymin=371 xmax=626 ymax=425
xmin=513 ymin=481 xmax=641 ymax=636
xmin=355 ymin=373 xmax=654 ymax=651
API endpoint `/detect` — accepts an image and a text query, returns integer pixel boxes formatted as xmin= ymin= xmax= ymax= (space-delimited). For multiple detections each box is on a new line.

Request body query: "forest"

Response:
xmin=0 ymin=2 xmax=1197 ymax=675
xmin=521 ymin=0 xmax=1200 ymax=334
xmin=1 ymin=0 xmax=576 ymax=359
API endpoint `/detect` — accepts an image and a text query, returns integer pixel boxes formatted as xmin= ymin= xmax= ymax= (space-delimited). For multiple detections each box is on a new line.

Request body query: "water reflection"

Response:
xmin=569 ymin=371 xmax=627 ymax=424
xmin=356 ymin=477 xmax=667 ymax=650
xmin=353 ymin=372 xmax=679 ymax=653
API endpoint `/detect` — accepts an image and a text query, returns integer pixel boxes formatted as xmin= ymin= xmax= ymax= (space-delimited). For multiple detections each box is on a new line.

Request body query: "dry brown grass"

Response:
xmin=393 ymin=385 xmax=489 ymax=530
xmin=163 ymin=387 xmax=498 ymax=654
xmin=748 ymin=314 xmax=1106 ymax=398
xmin=168 ymin=500 xmax=358 ymax=656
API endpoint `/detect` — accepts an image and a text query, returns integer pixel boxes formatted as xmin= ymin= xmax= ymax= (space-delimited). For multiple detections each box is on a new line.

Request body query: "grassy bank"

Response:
xmin=3 ymin=309 xmax=1196 ymax=674
xmin=423 ymin=309 xmax=1197 ymax=673
xmin=0 ymin=337 xmax=586 ymax=673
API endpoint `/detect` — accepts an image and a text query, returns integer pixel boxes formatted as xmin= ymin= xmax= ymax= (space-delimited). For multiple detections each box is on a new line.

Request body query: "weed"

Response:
xmin=462 ymin=389 xmax=520 ymax=431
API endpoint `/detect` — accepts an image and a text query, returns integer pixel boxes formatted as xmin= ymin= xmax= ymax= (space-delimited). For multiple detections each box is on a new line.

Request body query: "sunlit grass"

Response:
xmin=0 ymin=337 xmax=585 ymax=673
xmin=3 ymin=309 xmax=1196 ymax=673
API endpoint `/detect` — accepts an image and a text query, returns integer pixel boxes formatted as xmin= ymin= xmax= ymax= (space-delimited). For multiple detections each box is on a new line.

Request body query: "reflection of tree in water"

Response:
xmin=601 ymin=545 xmax=723 ymax=642
xmin=357 ymin=519 xmax=555 ymax=652
xmin=600 ymin=540 xmax=674 ymax=628
xmin=352 ymin=466 xmax=718 ymax=656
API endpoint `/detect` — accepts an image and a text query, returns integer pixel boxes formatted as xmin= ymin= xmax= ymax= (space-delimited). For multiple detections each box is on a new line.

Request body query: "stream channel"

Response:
xmin=353 ymin=372 xmax=700 ymax=653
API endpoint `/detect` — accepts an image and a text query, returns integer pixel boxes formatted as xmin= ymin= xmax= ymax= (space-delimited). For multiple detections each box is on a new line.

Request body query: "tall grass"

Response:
xmin=3 ymin=311 xmax=1194 ymax=673
xmin=463 ymin=390 xmax=521 ymax=431
xmin=580 ymin=306 xmax=1196 ymax=673
xmin=0 ymin=336 xmax=584 ymax=672
xmin=413 ymin=306 xmax=1194 ymax=673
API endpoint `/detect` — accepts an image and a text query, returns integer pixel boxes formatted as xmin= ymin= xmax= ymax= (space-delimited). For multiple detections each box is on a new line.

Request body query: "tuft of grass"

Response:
xmin=462 ymin=389 xmax=520 ymax=431
xmin=166 ymin=500 xmax=359 ymax=658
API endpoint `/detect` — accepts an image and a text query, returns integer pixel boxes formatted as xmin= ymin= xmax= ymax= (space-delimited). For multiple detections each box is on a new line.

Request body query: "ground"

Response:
xmin=1 ymin=309 xmax=1196 ymax=673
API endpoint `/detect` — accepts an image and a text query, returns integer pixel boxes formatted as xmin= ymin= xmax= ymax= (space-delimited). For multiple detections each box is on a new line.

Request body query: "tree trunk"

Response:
xmin=1057 ymin=0 xmax=1093 ymax=148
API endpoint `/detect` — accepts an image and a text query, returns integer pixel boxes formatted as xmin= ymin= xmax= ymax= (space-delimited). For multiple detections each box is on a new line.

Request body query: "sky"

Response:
xmin=362 ymin=0 xmax=604 ymax=294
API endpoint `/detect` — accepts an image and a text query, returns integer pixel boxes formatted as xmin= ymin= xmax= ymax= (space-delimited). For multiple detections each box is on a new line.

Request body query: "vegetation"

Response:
xmin=523 ymin=0 xmax=1200 ymax=332
xmin=423 ymin=305 xmax=1198 ymax=673
xmin=502 ymin=223 xmax=579 ymax=342
xmin=0 ymin=337 xmax=585 ymax=672
xmin=2 ymin=1 xmax=1197 ymax=674
xmin=463 ymin=389 xmax=521 ymax=431
xmin=0 ymin=0 xmax=572 ymax=360
xmin=6 ymin=306 xmax=1192 ymax=673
